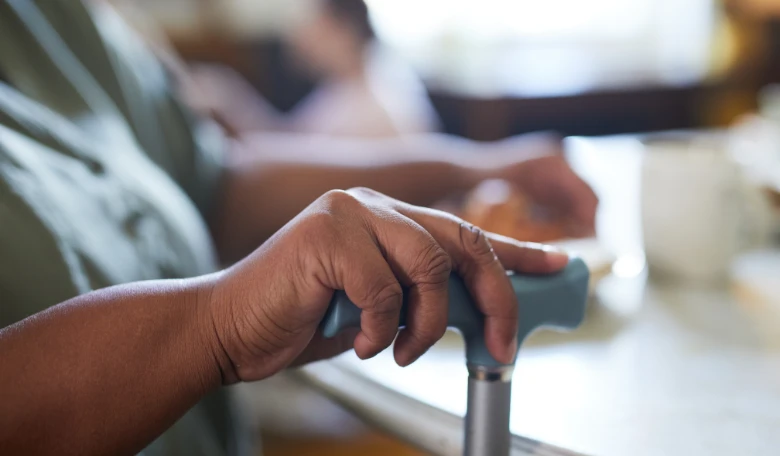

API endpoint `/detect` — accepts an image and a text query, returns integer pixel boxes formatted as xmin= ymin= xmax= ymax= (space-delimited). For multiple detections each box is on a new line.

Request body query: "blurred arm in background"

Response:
xmin=212 ymin=132 xmax=597 ymax=262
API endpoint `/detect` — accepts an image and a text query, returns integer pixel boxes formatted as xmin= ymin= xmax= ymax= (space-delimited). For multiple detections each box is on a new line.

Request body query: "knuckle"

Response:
xmin=412 ymin=242 xmax=452 ymax=284
xmin=320 ymin=189 xmax=362 ymax=212
xmin=347 ymin=187 xmax=399 ymax=210
xmin=459 ymin=223 xmax=497 ymax=265
xmin=300 ymin=209 xmax=341 ymax=242
xmin=312 ymin=190 xmax=367 ymax=233
xmin=346 ymin=187 xmax=381 ymax=199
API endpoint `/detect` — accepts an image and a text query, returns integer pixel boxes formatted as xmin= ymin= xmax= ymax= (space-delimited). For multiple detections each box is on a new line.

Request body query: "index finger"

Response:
xmin=486 ymin=234 xmax=570 ymax=274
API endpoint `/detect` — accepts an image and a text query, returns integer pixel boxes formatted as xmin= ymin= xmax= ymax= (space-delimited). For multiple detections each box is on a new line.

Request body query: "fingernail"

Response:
xmin=501 ymin=335 xmax=517 ymax=364
xmin=544 ymin=248 xmax=569 ymax=267
xmin=549 ymin=250 xmax=570 ymax=260
xmin=540 ymin=244 xmax=567 ymax=255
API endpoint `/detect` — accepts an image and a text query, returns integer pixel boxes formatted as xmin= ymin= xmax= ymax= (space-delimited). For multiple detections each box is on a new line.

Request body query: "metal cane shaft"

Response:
xmin=464 ymin=366 xmax=513 ymax=456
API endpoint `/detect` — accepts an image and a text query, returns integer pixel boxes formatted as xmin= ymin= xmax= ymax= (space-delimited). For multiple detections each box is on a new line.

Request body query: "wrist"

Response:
xmin=192 ymin=272 xmax=241 ymax=386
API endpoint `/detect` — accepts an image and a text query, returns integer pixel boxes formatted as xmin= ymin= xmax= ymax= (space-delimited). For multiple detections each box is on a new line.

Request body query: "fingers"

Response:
xmin=447 ymin=222 xmax=519 ymax=364
xmin=376 ymin=219 xmax=450 ymax=367
xmin=347 ymin=189 xmax=451 ymax=367
xmin=390 ymin=206 xmax=519 ymax=364
xmin=486 ymin=234 xmax=570 ymax=274
xmin=318 ymin=189 xmax=570 ymax=368
xmin=338 ymin=245 xmax=404 ymax=360
xmin=319 ymin=189 xmax=451 ymax=365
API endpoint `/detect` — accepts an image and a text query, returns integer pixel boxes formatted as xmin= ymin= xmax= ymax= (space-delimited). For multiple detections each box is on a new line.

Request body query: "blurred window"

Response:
xmin=366 ymin=0 xmax=719 ymax=97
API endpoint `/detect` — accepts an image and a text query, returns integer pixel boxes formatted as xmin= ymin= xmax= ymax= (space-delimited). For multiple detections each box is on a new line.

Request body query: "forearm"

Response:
xmin=212 ymin=133 xmax=489 ymax=261
xmin=0 ymin=278 xmax=223 ymax=456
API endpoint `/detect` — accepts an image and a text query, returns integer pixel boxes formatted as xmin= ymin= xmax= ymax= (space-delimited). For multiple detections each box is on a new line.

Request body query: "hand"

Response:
xmin=202 ymin=189 xmax=569 ymax=384
xmin=485 ymin=133 xmax=599 ymax=238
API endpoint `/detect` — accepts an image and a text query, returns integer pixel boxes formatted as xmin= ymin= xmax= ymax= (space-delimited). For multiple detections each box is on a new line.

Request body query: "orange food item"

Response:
xmin=460 ymin=180 xmax=566 ymax=243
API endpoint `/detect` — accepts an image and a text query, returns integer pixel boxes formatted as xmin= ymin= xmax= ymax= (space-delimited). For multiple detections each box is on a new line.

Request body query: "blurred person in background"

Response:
xmin=187 ymin=0 xmax=440 ymax=139
xmin=0 ymin=0 xmax=596 ymax=455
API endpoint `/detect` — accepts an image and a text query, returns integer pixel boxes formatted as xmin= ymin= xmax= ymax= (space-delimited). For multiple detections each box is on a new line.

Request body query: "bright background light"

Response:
xmin=365 ymin=0 xmax=651 ymax=43
xmin=365 ymin=0 xmax=718 ymax=97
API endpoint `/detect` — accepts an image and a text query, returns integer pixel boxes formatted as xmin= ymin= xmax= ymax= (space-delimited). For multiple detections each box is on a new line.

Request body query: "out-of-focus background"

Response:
xmin=102 ymin=1 xmax=780 ymax=454
xmin=114 ymin=0 xmax=780 ymax=139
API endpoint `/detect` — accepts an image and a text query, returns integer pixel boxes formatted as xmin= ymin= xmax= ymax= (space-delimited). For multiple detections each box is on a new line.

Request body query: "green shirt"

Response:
xmin=0 ymin=1 xmax=249 ymax=454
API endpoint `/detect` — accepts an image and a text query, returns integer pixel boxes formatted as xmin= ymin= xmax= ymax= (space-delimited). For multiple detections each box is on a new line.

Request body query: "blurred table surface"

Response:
xmin=298 ymin=136 xmax=780 ymax=456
